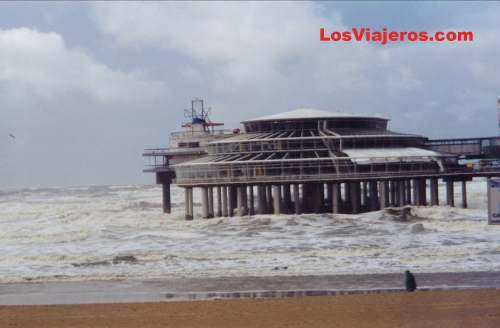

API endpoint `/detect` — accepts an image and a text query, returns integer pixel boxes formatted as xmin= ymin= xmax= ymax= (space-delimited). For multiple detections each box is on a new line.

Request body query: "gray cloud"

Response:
xmin=1 ymin=2 xmax=500 ymax=188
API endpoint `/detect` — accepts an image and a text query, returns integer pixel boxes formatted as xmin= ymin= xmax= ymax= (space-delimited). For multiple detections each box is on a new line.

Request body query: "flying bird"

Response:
xmin=8 ymin=133 xmax=16 ymax=139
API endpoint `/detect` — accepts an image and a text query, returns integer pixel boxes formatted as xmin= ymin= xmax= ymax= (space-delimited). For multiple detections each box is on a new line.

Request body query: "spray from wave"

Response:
xmin=0 ymin=179 xmax=497 ymax=283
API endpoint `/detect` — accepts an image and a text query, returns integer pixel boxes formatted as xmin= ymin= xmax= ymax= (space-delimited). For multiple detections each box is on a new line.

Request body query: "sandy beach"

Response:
xmin=2 ymin=289 xmax=500 ymax=328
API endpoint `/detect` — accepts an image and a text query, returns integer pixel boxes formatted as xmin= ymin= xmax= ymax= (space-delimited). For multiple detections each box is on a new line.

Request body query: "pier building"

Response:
xmin=144 ymin=102 xmax=500 ymax=220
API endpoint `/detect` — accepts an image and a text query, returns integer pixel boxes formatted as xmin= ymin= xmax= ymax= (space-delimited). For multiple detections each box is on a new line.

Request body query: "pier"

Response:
xmin=144 ymin=105 xmax=500 ymax=220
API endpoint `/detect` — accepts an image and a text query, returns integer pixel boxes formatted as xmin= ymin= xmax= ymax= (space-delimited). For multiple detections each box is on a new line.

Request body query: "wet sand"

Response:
xmin=2 ymin=289 xmax=500 ymax=328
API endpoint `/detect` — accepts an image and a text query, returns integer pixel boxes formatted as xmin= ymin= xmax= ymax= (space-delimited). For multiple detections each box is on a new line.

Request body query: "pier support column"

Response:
xmin=266 ymin=185 xmax=273 ymax=214
xmin=248 ymin=185 xmax=255 ymax=215
xmin=332 ymin=183 xmax=340 ymax=214
xmin=161 ymin=183 xmax=171 ymax=214
xmin=318 ymin=183 xmax=325 ymax=212
xmin=311 ymin=183 xmax=322 ymax=213
xmin=430 ymin=178 xmax=439 ymax=206
xmin=208 ymin=187 xmax=214 ymax=218
xmin=398 ymin=181 xmax=405 ymax=207
xmin=369 ymin=181 xmax=378 ymax=211
xmin=201 ymin=187 xmax=209 ymax=219
xmin=397 ymin=181 xmax=404 ymax=206
xmin=237 ymin=185 xmax=247 ymax=216
xmin=301 ymin=183 xmax=310 ymax=213
xmin=326 ymin=183 xmax=333 ymax=211
xmin=461 ymin=181 xmax=468 ymax=209
xmin=378 ymin=181 xmax=388 ymax=210
xmin=242 ymin=186 xmax=248 ymax=216
xmin=293 ymin=184 xmax=301 ymax=214
xmin=283 ymin=184 xmax=292 ymax=214
xmin=216 ymin=186 xmax=222 ymax=217
xmin=405 ymin=180 xmax=412 ymax=205
xmin=412 ymin=179 xmax=420 ymax=206
xmin=344 ymin=183 xmax=352 ymax=213
xmin=362 ymin=182 xmax=369 ymax=208
xmin=273 ymin=185 xmax=282 ymax=215
xmin=412 ymin=179 xmax=426 ymax=206
xmin=350 ymin=182 xmax=361 ymax=214
xmin=228 ymin=186 xmax=236 ymax=217
xmin=390 ymin=181 xmax=397 ymax=206
xmin=157 ymin=172 xmax=173 ymax=214
xmin=257 ymin=185 xmax=266 ymax=215
xmin=185 ymin=187 xmax=193 ymax=220
xmin=420 ymin=179 xmax=427 ymax=206
xmin=446 ymin=180 xmax=455 ymax=207
xmin=222 ymin=186 xmax=228 ymax=217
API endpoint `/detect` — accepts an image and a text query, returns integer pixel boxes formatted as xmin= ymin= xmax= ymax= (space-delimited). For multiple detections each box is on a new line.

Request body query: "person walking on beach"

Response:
xmin=405 ymin=270 xmax=417 ymax=292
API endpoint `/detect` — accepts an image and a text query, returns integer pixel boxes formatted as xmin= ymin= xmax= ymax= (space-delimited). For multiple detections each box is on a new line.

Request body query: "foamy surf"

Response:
xmin=0 ymin=178 xmax=498 ymax=283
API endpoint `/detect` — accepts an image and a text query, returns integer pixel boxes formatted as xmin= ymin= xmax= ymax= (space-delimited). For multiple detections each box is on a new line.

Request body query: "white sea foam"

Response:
xmin=0 ymin=178 xmax=498 ymax=283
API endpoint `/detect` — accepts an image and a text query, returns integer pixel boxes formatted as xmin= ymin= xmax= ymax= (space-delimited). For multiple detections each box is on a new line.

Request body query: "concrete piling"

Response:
xmin=283 ymin=184 xmax=292 ymax=214
xmin=266 ymin=185 xmax=273 ymax=214
xmin=318 ymin=183 xmax=325 ymax=212
xmin=293 ymin=184 xmax=301 ymax=214
xmin=332 ymin=183 xmax=340 ymax=214
xmin=350 ymin=182 xmax=361 ymax=214
xmin=430 ymin=178 xmax=439 ymax=206
xmin=369 ymin=181 xmax=378 ymax=211
xmin=237 ymin=185 xmax=247 ymax=216
xmin=249 ymin=185 xmax=255 ymax=215
xmin=208 ymin=187 xmax=214 ymax=218
xmin=446 ymin=180 xmax=455 ymax=207
xmin=201 ymin=187 xmax=209 ymax=219
xmin=390 ymin=181 xmax=397 ymax=207
xmin=273 ymin=185 xmax=281 ymax=215
xmin=185 ymin=187 xmax=193 ymax=220
xmin=461 ymin=180 xmax=467 ymax=208
xmin=228 ymin=186 xmax=236 ymax=217
xmin=412 ymin=179 xmax=419 ymax=205
xmin=257 ymin=185 xmax=266 ymax=215
xmin=362 ymin=182 xmax=368 ymax=208
xmin=222 ymin=186 xmax=228 ymax=217
xmin=405 ymin=180 xmax=412 ymax=205
xmin=216 ymin=186 xmax=222 ymax=217
xmin=398 ymin=181 xmax=405 ymax=207
xmin=420 ymin=179 xmax=427 ymax=206
xmin=378 ymin=181 xmax=387 ymax=209
xmin=162 ymin=183 xmax=171 ymax=214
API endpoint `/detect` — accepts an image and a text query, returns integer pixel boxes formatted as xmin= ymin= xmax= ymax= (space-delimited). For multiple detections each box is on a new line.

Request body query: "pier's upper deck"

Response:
xmin=173 ymin=108 xmax=454 ymax=186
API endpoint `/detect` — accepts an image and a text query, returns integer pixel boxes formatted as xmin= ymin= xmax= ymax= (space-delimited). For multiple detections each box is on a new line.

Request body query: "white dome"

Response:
xmin=244 ymin=108 xmax=386 ymax=122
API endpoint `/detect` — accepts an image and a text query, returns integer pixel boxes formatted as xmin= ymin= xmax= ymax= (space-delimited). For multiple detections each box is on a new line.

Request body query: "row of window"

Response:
xmin=208 ymin=138 xmax=424 ymax=155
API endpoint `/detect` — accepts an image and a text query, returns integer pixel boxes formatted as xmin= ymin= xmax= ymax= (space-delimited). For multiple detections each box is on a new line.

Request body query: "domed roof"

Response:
xmin=243 ymin=108 xmax=386 ymax=123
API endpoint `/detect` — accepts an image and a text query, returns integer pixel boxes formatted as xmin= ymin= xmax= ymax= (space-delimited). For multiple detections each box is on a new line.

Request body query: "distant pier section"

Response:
xmin=144 ymin=100 xmax=500 ymax=219
xmin=143 ymin=99 xmax=236 ymax=214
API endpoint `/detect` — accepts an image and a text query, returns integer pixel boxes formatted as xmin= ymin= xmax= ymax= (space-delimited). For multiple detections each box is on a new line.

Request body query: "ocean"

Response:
xmin=0 ymin=178 xmax=499 ymax=283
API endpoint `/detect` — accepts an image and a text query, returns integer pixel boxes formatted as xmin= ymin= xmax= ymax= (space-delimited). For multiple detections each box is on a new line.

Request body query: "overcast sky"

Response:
xmin=1 ymin=1 xmax=499 ymax=188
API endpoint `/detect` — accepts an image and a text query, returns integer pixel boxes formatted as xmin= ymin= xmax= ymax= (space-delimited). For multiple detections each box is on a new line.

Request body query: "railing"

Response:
xmin=173 ymin=157 xmax=444 ymax=184
xmin=143 ymin=147 xmax=206 ymax=156
xmin=174 ymin=166 xmax=500 ymax=185
xmin=170 ymin=129 xmax=234 ymax=139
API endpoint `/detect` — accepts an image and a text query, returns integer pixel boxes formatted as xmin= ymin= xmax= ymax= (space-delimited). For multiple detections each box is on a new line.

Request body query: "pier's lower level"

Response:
xmin=177 ymin=175 xmax=481 ymax=220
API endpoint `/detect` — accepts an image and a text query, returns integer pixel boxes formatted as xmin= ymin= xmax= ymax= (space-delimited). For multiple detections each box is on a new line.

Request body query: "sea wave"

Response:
xmin=0 ymin=179 xmax=497 ymax=283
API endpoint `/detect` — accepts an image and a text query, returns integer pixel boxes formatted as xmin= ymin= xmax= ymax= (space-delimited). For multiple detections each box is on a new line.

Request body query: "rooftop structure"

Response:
xmin=144 ymin=101 xmax=500 ymax=220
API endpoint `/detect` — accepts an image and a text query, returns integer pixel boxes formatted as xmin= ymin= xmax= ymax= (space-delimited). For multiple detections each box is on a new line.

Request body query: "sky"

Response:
xmin=1 ymin=1 xmax=499 ymax=188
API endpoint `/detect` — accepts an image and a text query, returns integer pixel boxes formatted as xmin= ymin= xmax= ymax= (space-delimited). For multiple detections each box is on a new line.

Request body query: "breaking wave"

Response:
xmin=0 ymin=179 xmax=498 ymax=283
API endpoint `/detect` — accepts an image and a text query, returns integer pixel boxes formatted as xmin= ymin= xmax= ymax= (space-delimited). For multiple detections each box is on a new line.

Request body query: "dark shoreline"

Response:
xmin=1 ymin=271 xmax=500 ymax=305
